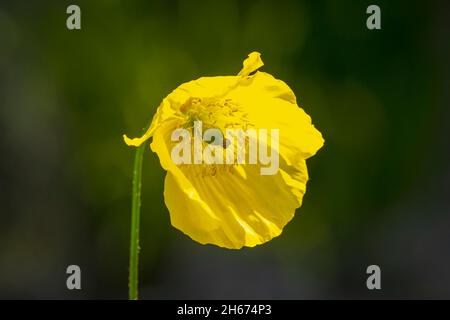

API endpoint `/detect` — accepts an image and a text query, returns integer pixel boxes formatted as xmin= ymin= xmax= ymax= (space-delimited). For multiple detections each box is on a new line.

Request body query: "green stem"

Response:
xmin=129 ymin=142 xmax=146 ymax=300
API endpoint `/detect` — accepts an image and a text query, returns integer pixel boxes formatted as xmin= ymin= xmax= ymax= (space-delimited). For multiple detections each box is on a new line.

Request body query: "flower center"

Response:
xmin=176 ymin=97 xmax=255 ymax=177
xmin=179 ymin=97 xmax=252 ymax=134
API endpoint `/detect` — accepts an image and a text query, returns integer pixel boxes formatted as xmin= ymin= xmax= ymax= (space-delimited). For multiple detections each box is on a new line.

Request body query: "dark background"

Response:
xmin=0 ymin=0 xmax=449 ymax=299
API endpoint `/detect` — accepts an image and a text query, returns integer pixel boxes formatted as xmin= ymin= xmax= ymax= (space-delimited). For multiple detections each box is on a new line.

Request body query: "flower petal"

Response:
xmin=227 ymin=71 xmax=324 ymax=164
xmin=163 ymin=160 xmax=308 ymax=249
xmin=238 ymin=52 xmax=264 ymax=77
xmin=150 ymin=117 xmax=309 ymax=248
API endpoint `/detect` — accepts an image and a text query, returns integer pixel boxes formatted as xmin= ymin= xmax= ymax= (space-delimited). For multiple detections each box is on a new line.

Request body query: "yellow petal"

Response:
xmin=164 ymin=161 xmax=308 ymax=249
xmin=237 ymin=52 xmax=264 ymax=77
xmin=152 ymin=121 xmax=223 ymax=232
xmin=227 ymin=71 xmax=324 ymax=164
xmin=164 ymin=171 xmax=224 ymax=242
xmin=148 ymin=116 xmax=309 ymax=249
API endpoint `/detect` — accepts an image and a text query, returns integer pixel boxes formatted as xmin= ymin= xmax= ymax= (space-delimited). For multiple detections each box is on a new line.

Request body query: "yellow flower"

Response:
xmin=124 ymin=52 xmax=324 ymax=249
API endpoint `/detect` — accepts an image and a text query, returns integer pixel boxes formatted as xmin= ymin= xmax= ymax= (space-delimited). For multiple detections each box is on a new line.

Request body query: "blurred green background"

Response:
xmin=0 ymin=0 xmax=449 ymax=299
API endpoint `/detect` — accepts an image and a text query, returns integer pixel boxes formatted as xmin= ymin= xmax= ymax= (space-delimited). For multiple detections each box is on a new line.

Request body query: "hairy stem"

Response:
xmin=129 ymin=142 xmax=146 ymax=300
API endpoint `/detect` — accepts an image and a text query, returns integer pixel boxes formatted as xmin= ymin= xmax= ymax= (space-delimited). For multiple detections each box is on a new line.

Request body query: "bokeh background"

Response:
xmin=0 ymin=0 xmax=449 ymax=299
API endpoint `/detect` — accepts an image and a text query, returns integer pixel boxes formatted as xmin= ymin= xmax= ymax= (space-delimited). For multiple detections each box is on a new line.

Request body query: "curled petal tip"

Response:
xmin=238 ymin=52 xmax=264 ymax=76
xmin=123 ymin=134 xmax=140 ymax=147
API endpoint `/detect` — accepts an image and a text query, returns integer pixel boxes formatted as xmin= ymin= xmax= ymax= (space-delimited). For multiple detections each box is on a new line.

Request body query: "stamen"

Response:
xmin=175 ymin=96 xmax=255 ymax=177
